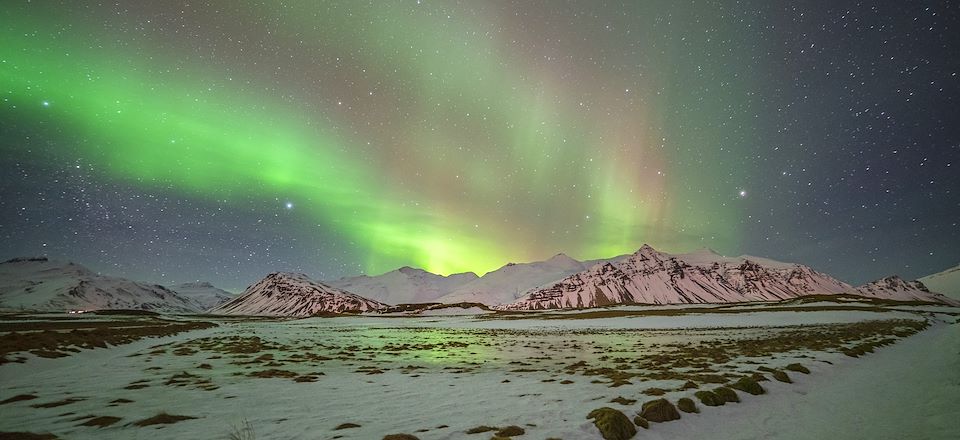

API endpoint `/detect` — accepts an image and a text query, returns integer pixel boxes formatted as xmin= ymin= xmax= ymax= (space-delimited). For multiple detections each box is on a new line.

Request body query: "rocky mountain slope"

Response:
xmin=855 ymin=275 xmax=956 ymax=304
xmin=500 ymin=245 xmax=861 ymax=310
xmin=211 ymin=272 xmax=385 ymax=316
xmin=328 ymin=266 xmax=478 ymax=304
xmin=503 ymin=246 xmax=958 ymax=310
xmin=0 ymin=257 xmax=200 ymax=313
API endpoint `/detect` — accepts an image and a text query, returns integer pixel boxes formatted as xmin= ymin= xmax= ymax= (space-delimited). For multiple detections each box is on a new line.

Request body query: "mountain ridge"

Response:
xmin=0 ymin=257 xmax=202 ymax=313
xmin=4 ymin=251 xmax=955 ymax=315
xmin=212 ymin=272 xmax=386 ymax=316
xmin=499 ymin=245 xmax=954 ymax=310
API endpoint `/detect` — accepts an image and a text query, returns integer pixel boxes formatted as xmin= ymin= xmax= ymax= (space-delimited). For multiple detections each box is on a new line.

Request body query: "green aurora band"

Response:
xmin=1 ymin=2 xmax=752 ymax=276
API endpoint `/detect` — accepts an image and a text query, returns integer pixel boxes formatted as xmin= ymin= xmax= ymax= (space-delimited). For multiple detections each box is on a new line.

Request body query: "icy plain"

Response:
xmin=1 ymin=302 xmax=957 ymax=439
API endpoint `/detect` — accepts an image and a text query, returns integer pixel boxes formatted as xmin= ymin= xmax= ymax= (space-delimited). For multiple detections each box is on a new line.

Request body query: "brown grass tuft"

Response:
xmin=677 ymin=397 xmax=699 ymax=413
xmin=0 ymin=394 xmax=37 ymax=405
xmin=586 ymin=407 xmax=636 ymax=440
xmin=495 ymin=426 xmax=525 ymax=437
xmin=465 ymin=426 xmax=498 ymax=434
xmin=132 ymin=412 xmax=198 ymax=427
xmin=0 ymin=432 xmax=58 ymax=440
xmin=639 ymin=398 xmax=681 ymax=423
xmin=78 ymin=416 xmax=122 ymax=427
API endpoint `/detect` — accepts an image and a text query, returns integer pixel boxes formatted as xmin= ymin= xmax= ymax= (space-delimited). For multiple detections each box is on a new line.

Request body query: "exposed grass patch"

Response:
xmin=633 ymin=415 xmax=648 ymax=429
xmin=248 ymin=369 xmax=298 ymax=379
xmin=694 ymin=390 xmax=724 ymax=406
xmin=677 ymin=397 xmax=699 ymax=413
xmin=0 ymin=432 xmax=58 ymax=440
xmin=713 ymin=386 xmax=740 ymax=403
xmin=0 ymin=320 xmax=216 ymax=364
xmin=78 ymin=416 xmax=122 ymax=427
xmin=132 ymin=412 xmax=198 ymax=427
xmin=382 ymin=434 xmax=419 ymax=440
xmin=465 ymin=426 xmax=498 ymax=434
xmin=785 ymin=363 xmax=810 ymax=374
xmin=639 ymin=398 xmax=680 ymax=423
xmin=640 ymin=387 xmax=666 ymax=396
xmin=772 ymin=370 xmax=791 ymax=383
xmin=586 ymin=407 xmax=636 ymax=440
xmin=335 ymin=423 xmax=361 ymax=430
xmin=30 ymin=398 xmax=84 ymax=408
xmin=494 ymin=425 xmax=525 ymax=437
xmin=294 ymin=374 xmax=322 ymax=382
xmin=729 ymin=377 xmax=765 ymax=395
xmin=0 ymin=394 xmax=37 ymax=405
xmin=609 ymin=396 xmax=636 ymax=405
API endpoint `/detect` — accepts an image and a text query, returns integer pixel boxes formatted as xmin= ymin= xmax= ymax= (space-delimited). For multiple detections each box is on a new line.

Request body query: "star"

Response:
xmin=1 ymin=1 xmax=956 ymax=289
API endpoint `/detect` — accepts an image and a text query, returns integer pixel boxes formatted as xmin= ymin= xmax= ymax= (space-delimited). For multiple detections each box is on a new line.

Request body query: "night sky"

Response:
xmin=1 ymin=1 xmax=957 ymax=291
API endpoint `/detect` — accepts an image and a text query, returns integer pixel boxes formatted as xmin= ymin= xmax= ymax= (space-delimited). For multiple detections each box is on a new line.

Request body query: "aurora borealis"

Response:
xmin=2 ymin=1 xmax=958 ymax=290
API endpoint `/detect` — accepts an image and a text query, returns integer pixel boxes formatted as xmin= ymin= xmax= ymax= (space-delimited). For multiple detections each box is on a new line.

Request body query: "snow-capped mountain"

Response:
xmin=0 ymin=257 xmax=200 ymax=313
xmin=436 ymin=253 xmax=617 ymax=305
xmin=170 ymin=281 xmax=235 ymax=311
xmin=499 ymin=245 xmax=860 ymax=310
xmin=211 ymin=272 xmax=385 ymax=316
xmin=919 ymin=264 xmax=960 ymax=301
xmin=328 ymin=266 xmax=478 ymax=304
xmin=855 ymin=275 xmax=956 ymax=303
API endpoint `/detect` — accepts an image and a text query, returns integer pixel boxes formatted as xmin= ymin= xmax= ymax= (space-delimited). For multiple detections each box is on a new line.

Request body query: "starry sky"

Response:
xmin=1 ymin=1 xmax=958 ymax=291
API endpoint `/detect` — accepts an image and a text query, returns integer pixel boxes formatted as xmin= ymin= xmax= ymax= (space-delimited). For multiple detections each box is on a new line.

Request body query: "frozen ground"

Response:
xmin=0 ymin=302 xmax=957 ymax=439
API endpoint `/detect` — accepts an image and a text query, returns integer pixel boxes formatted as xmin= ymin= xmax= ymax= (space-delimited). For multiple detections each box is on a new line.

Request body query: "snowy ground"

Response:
xmin=1 ymin=303 xmax=957 ymax=440
xmin=645 ymin=320 xmax=960 ymax=440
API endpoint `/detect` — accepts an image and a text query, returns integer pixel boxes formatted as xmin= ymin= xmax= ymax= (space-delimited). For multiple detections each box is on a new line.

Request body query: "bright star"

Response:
xmin=285 ymin=202 xmax=294 ymax=209
xmin=42 ymin=101 xmax=50 ymax=107
xmin=739 ymin=190 xmax=747 ymax=198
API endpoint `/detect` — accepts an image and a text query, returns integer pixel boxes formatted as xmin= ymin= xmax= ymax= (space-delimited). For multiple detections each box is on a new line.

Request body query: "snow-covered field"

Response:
xmin=1 ymin=303 xmax=957 ymax=439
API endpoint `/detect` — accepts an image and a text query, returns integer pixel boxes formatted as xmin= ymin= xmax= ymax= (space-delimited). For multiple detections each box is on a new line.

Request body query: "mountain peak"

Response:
xmin=446 ymin=271 xmax=479 ymax=279
xmin=215 ymin=272 xmax=385 ymax=316
xmin=857 ymin=274 xmax=935 ymax=298
xmin=266 ymin=271 xmax=309 ymax=280
xmin=0 ymin=256 xmax=95 ymax=278
xmin=0 ymin=257 xmax=200 ymax=313
xmin=499 ymin=246 xmax=871 ymax=310
xmin=635 ymin=244 xmax=660 ymax=256
xmin=545 ymin=253 xmax=580 ymax=265
xmin=397 ymin=266 xmax=429 ymax=275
